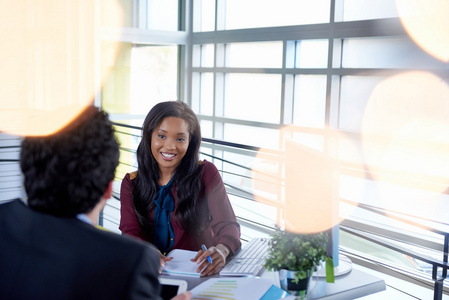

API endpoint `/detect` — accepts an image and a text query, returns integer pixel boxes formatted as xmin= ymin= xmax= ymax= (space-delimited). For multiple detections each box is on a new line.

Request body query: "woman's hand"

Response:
xmin=158 ymin=251 xmax=173 ymax=273
xmin=191 ymin=244 xmax=230 ymax=276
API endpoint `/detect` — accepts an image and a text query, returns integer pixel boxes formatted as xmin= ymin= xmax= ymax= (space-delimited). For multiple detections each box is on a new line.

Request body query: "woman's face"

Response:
xmin=151 ymin=117 xmax=190 ymax=176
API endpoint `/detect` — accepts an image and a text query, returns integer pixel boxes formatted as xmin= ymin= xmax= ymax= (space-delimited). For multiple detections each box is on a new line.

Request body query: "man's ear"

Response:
xmin=103 ymin=181 xmax=113 ymax=200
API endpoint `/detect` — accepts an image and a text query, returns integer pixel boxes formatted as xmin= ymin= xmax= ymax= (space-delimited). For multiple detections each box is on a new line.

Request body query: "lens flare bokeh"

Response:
xmin=396 ymin=0 xmax=449 ymax=62
xmin=361 ymin=71 xmax=449 ymax=215
xmin=0 ymin=0 xmax=123 ymax=136
xmin=252 ymin=127 xmax=342 ymax=234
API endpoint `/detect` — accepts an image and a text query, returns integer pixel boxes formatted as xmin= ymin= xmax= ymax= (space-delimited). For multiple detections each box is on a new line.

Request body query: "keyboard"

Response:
xmin=220 ymin=237 xmax=270 ymax=276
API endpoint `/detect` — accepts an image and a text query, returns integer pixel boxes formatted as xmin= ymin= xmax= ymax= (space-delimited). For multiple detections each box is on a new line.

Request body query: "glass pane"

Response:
xmin=339 ymin=76 xmax=385 ymax=131
xmin=113 ymin=122 xmax=141 ymax=176
xmin=101 ymin=0 xmax=133 ymax=27
xmin=290 ymin=132 xmax=324 ymax=152
xmin=340 ymin=174 xmax=449 ymax=224
xmin=102 ymin=44 xmax=178 ymax=114
xmin=101 ymin=42 xmax=132 ymax=114
xmin=223 ymin=151 xmax=281 ymax=203
xmin=200 ymin=73 xmax=214 ymax=115
xmin=200 ymin=120 xmax=213 ymax=138
xmin=202 ymin=44 xmax=215 ymax=67
xmin=224 ymin=124 xmax=279 ymax=149
xmin=222 ymin=151 xmax=258 ymax=193
xmin=230 ymin=195 xmax=278 ymax=234
xmin=192 ymin=45 xmax=201 ymax=68
xmin=295 ymin=40 xmax=329 ymax=68
xmin=292 ymin=75 xmax=327 ymax=128
xmin=224 ymin=0 xmax=330 ymax=29
xmin=341 ymin=0 xmax=399 ymax=22
xmin=129 ymin=45 xmax=178 ymax=113
xmin=226 ymin=42 xmax=283 ymax=68
xmin=224 ymin=74 xmax=282 ymax=124
xmin=342 ymin=37 xmax=445 ymax=69
xmin=199 ymin=145 xmax=213 ymax=164
xmin=193 ymin=0 xmax=215 ymax=32
xmin=192 ymin=44 xmax=215 ymax=67
xmin=147 ymin=0 xmax=178 ymax=30
xmin=191 ymin=72 xmax=200 ymax=113
xmin=337 ymin=136 xmax=364 ymax=164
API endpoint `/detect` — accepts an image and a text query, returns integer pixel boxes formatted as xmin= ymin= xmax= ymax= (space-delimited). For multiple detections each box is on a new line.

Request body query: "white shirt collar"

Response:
xmin=76 ymin=213 xmax=93 ymax=225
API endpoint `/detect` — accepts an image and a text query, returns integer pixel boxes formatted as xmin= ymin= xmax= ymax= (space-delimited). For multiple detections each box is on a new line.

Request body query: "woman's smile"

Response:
xmin=161 ymin=152 xmax=177 ymax=160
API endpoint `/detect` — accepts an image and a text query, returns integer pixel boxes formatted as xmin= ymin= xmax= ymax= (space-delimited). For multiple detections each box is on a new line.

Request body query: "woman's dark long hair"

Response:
xmin=133 ymin=101 xmax=206 ymax=236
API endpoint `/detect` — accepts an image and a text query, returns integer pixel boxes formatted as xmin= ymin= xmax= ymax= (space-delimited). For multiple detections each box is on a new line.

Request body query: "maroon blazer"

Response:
xmin=119 ymin=160 xmax=241 ymax=255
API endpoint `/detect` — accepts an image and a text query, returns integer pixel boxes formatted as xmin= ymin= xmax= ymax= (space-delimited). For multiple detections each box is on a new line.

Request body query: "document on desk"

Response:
xmin=190 ymin=277 xmax=289 ymax=300
xmin=162 ymin=249 xmax=202 ymax=276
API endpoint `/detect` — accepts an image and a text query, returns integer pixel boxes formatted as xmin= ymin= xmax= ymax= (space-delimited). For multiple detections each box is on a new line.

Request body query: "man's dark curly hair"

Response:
xmin=20 ymin=106 xmax=119 ymax=217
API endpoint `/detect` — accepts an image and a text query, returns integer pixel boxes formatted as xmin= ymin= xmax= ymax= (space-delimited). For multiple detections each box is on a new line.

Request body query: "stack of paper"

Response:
xmin=190 ymin=277 xmax=289 ymax=300
xmin=162 ymin=249 xmax=202 ymax=276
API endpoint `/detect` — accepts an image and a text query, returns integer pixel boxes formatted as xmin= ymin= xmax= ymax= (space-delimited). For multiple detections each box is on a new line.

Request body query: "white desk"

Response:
xmin=161 ymin=266 xmax=385 ymax=299
xmin=261 ymin=268 xmax=386 ymax=299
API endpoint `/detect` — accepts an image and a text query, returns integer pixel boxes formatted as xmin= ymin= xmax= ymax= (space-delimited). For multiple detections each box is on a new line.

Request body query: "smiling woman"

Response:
xmin=119 ymin=101 xmax=241 ymax=277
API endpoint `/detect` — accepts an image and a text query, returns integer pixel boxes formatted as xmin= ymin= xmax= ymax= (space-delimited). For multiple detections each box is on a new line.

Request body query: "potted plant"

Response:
xmin=264 ymin=228 xmax=334 ymax=296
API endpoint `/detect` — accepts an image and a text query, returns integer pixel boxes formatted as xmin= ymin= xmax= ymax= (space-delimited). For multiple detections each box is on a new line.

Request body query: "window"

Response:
xmin=145 ymin=0 xmax=179 ymax=30
xmin=223 ymin=0 xmax=330 ymax=30
xmin=101 ymin=43 xmax=178 ymax=114
xmin=189 ymin=0 xmax=449 ymax=285
xmin=341 ymin=37 xmax=444 ymax=69
xmin=102 ymin=0 xmax=179 ymax=30
xmin=224 ymin=74 xmax=282 ymax=124
xmin=225 ymin=42 xmax=283 ymax=68
xmin=99 ymin=0 xmax=185 ymax=116
xmin=340 ymin=0 xmax=399 ymax=22
xmin=289 ymin=40 xmax=329 ymax=69
xmin=292 ymin=75 xmax=327 ymax=128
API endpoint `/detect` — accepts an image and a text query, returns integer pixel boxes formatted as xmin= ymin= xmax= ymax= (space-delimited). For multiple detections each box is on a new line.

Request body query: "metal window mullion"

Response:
xmin=192 ymin=19 xmax=405 ymax=44
xmin=279 ymin=40 xmax=287 ymax=129
xmin=324 ymin=0 xmax=336 ymax=155
xmin=135 ymin=0 xmax=147 ymax=29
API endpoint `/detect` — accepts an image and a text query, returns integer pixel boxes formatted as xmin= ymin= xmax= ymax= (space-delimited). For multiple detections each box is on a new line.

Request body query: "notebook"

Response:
xmin=161 ymin=249 xmax=203 ymax=276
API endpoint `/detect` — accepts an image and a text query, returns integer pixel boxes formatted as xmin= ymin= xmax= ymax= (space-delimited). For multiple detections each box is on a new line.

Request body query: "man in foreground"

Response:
xmin=0 ymin=106 xmax=191 ymax=300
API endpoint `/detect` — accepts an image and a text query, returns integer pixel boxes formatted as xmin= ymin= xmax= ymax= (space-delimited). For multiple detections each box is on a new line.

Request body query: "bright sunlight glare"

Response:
xmin=0 ymin=0 xmax=123 ymax=136
xmin=253 ymin=127 xmax=341 ymax=234
xmin=396 ymin=0 xmax=449 ymax=62
xmin=283 ymin=138 xmax=340 ymax=234
xmin=361 ymin=71 xmax=449 ymax=216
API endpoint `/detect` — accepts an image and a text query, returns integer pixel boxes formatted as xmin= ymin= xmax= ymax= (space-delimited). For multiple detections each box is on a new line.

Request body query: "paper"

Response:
xmin=190 ymin=277 xmax=289 ymax=300
xmin=162 ymin=249 xmax=202 ymax=276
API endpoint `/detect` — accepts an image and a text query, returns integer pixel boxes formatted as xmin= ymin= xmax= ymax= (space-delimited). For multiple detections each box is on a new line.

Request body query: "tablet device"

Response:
xmin=159 ymin=278 xmax=188 ymax=300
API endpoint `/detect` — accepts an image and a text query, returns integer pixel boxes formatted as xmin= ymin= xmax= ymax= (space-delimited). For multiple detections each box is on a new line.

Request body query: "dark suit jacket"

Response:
xmin=0 ymin=199 xmax=162 ymax=300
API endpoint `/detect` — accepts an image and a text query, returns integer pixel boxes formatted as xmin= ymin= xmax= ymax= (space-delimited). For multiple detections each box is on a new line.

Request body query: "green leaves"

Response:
xmin=264 ymin=229 xmax=331 ymax=282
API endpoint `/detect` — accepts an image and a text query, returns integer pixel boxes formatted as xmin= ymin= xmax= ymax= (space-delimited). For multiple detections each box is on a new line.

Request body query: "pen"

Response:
xmin=201 ymin=244 xmax=213 ymax=264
